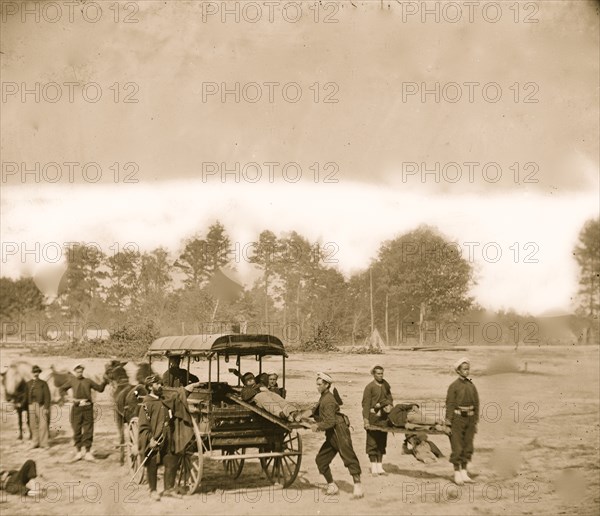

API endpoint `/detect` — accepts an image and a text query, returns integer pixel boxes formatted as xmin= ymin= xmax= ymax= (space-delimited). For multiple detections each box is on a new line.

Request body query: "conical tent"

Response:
xmin=365 ymin=328 xmax=387 ymax=350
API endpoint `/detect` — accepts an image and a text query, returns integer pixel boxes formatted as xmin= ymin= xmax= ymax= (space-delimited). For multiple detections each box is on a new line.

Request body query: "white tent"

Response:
xmin=364 ymin=328 xmax=387 ymax=350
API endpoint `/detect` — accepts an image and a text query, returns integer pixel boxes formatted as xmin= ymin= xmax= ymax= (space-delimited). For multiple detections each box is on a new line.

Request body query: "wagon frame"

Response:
xmin=144 ymin=333 xmax=304 ymax=495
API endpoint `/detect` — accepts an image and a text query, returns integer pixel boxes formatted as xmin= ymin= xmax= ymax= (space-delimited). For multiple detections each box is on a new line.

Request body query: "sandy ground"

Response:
xmin=0 ymin=345 xmax=598 ymax=515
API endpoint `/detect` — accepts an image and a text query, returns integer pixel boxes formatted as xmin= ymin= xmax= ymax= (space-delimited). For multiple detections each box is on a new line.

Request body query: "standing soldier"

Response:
xmin=310 ymin=372 xmax=364 ymax=499
xmin=362 ymin=365 xmax=393 ymax=476
xmin=162 ymin=356 xmax=199 ymax=387
xmin=26 ymin=365 xmax=51 ymax=449
xmin=138 ymin=374 xmax=183 ymax=501
xmin=445 ymin=357 xmax=479 ymax=485
xmin=59 ymin=364 xmax=108 ymax=462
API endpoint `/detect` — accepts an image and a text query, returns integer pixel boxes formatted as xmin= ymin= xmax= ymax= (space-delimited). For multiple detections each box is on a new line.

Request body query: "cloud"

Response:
xmin=1 ymin=180 xmax=597 ymax=316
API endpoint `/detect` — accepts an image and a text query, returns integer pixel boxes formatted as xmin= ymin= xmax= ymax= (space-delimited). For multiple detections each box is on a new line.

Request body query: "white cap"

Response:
xmin=453 ymin=357 xmax=470 ymax=372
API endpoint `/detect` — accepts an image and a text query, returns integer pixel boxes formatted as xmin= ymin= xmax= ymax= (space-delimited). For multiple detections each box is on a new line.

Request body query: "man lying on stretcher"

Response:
xmin=239 ymin=372 xmax=306 ymax=423
xmin=380 ymin=402 xmax=450 ymax=434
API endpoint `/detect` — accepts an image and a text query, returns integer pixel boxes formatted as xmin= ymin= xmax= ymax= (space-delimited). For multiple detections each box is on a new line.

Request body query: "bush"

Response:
xmin=33 ymin=319 xmax=159 ymax=360
xmin=302 ymin=322 xmax=339 ymax=352
xmin=348 ymin=344 xmax=384 ymax=355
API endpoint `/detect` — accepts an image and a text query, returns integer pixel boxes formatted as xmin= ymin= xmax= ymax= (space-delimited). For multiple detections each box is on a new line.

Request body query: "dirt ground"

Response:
xmin=1 ymin=345 xmax=598 ymax=515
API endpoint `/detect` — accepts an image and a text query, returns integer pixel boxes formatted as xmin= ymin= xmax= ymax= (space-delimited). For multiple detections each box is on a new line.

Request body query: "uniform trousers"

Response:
xmin=316 ymin=418 xmax=361 ymax=482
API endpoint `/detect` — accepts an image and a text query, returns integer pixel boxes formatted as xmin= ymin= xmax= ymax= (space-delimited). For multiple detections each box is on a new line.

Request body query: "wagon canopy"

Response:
xmin=147 ymin=334 xmax=287 ymax=358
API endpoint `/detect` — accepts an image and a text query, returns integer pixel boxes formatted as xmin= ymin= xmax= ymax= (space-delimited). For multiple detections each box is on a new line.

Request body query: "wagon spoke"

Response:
xmin=282 ymin=457 xmax=294 ymax=479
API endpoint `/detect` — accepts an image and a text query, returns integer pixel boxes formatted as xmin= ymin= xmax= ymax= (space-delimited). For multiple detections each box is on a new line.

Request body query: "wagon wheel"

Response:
xmin=260 ymin=429 xmax=302 ymax=487
xmin=176 ymin=417 xmax=204 ymax=495
xmin=222 ymin=448 xmax=245 ymax=479
xmin=125 ymin=418 xmax=145 ymax=484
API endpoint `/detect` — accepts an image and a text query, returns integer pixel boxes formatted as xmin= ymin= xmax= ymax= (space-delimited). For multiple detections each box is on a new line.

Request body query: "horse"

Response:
xmin=0 ymin=361 xmax=32 ymax=441
xmin=104 ymin=360 xmax=154 ymax=465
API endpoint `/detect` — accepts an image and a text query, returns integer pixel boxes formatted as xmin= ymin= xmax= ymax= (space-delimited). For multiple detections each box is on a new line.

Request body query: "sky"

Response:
xmin=1 ymin=0 xmax=599 ymax=316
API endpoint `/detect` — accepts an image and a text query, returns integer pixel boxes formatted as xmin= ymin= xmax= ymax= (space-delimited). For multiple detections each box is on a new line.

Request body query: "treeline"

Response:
xmin=1 ymin=218 xmax=598 ymax=349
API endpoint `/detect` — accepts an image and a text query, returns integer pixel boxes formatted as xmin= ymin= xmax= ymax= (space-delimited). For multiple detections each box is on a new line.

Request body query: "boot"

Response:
xmin=162 ymin=488 xmax=183 ymax=499
xmin=325 ymin=483 xmax=339 ymax=495
xmin=454 ymin=470 xmax=464 ymax=486
xmin=377 ymin=463 xmax=387 ymax=476
xmin=150 ymin=490 xmax=161 ymax=502
xmin=371 ymin=463 xmax=379 ymax=476
xmin=461 ymin=467 xmax=474 ymax=483
xmin=72 ymin=449 xmax=83 ymax=462
xmin=84 ymin=450 xmax=96 ymax=462
xmin=352 ymin=483 xmax=364 ymax=499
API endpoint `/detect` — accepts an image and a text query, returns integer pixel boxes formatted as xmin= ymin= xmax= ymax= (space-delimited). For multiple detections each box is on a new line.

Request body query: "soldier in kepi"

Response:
xmin=162 ymin=355 xmax=199 ymax=387
xmin=445 ymin=357 xmax=479 ymax=485
xmin=138 ymin=373 xmax=202 ymax=501
xmin=310 ymin=372 xmax=364 ymax=499
xmin=362 ymin=365 xmax=393 ymax=476
xmin=59 ymin=364 xmax=108 ymax=462
xmin=26 ymin=365 xmax=51 ymax=450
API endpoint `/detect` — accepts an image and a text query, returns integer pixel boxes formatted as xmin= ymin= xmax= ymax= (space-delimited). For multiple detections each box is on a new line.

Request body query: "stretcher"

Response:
xmin=365 ymin=423 xmax=451 ymax=436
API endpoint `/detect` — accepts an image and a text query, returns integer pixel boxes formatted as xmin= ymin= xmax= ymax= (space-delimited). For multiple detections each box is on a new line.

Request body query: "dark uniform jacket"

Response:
xmin=59 ymin=376 xmax=106 ymax=401
xmin=312 ymin=391 xmax=344 ymax=431
xmin=445 ymin=377 xmax=479 ymax=424
xmin=138 ymin=394 xmax=172 ymax=455
xmin=138 ymin=389 xmax=195 ymax=456
xmin=162 ymin=367 xmax=199 ymax=388
xmin=362 ymin=380 xmax=393 ymax=421
xmin=241 ymin=384 xmax=261 ymax=402
xmin=26 ymin=379 xmax=51 ymax=410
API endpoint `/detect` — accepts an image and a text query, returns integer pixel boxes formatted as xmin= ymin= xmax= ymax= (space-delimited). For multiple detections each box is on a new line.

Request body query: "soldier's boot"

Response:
xmin=325 ymin=483 xmax=339 ymax=495
xmin=454 ymin=470 xmax=464 ymax=486
xmin=352 ymin=483 xmax=364 ymax=499
xmin=461 ymin=466 xmax=475 ymax=483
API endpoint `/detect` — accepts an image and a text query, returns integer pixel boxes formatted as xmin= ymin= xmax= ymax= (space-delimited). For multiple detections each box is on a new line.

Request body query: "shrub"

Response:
xmin=302 ymin=322 xmax=339 ymax=352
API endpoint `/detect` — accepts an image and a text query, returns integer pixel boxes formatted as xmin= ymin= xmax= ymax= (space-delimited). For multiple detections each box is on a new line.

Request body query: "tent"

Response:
xmin=364 ymin=328 xmax=387 ymax=350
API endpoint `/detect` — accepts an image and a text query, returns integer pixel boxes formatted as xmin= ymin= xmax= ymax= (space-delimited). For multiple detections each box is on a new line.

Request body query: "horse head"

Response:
xmin=1 ymin=362 xmax=31 ymax=402
xmin=104 ymin=360 xmax=129 ymax=386
xmin=135 ymin=362 xmax=155 ymax=384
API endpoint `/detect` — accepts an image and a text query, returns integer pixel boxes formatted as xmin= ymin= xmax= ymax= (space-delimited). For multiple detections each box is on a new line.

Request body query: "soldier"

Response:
xmin=310 ymin=372 xmax=363 ymax=499
xmin=445 ymin=357 xmax=479 ymax=485
xmin=59 ymin=364 xmax=108 ymax=462
xmin=26 ymin=365 xmax=51 ymax=449
xmin=240 ymin=372 xmax=303 ymax=422
xmin=362 ymin=365 xmax=393 ymax=475
xmin=0 ymin=460 xmax=38 ymax=496
xmin=138 ymin=374 xmax=186 ymax=501
xmin=267 ymin=373 xmax=285 ymax=397
xmin=162 ymin=356 xmax=199 ymax=388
